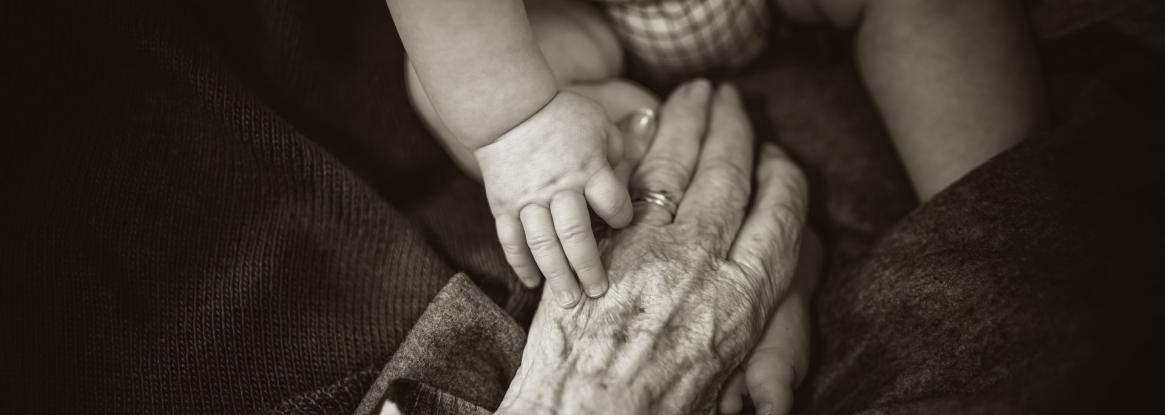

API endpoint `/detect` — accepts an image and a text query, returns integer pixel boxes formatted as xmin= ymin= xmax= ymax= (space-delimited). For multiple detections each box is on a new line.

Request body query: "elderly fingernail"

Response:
xmin=631 ymin=108 xmax=656 ymax=135
xmin=718 ymin=82 xmax=740 ymax=100
xmin=685 ymin=78 xmax=711 ymax=97
xmin=760 ymin=142 xmax=777 ymax=155
xmin=558 ymin=289 xmax=580 ymax=308
xmin=760 ymin=142 xmax=786 ymax=159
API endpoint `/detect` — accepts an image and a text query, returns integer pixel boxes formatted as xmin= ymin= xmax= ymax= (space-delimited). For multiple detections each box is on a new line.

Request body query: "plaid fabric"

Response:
xmin=599 ymin=0 xmax=1148 ymax=82
xmin=600 ymin=0 xmax=770 ymax=83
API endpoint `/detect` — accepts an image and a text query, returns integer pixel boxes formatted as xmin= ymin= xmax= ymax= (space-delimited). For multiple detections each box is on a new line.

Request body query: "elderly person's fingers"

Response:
xmin=742 ymin=299 xmax=805 ymax=415
xmin=496 ymin=215 xmax=542 ymax=288
xmin=551 ymin=191 xmax=608 ymax=298
xmin=738 ymin=229 xmax=821 ymax=415
xmin=612 ymin=108 xmax=658 ymax=184
xmin=676 ymin=83 xmax=755 ymax=250
xmin=729 ymin=142 xmax=809 ymax=284
xmin=720 ymin=230 xmax=820 ymax=415
xmin=520 ymin=205 xmax=582 ymax=308
xmin=744 ymin=369 xmax=795 ymax=415
xmin=497 ymin=116 xmax=817 ymax=413
xmin=630 ymin=79 xmax=712 ymax=225
xmin=719 ymin=370 xmax=748 ymax=414
xmin=739 ymin=290 xmax=808 ymax=415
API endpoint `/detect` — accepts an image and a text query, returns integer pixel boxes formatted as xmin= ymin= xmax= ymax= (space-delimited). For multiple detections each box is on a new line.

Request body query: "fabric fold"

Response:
xmin=357 ymin=274 xmax=527 ymax=415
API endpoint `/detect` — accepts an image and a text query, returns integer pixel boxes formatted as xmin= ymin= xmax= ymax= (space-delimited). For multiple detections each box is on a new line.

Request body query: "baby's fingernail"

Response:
xmin=586 ymin=281 xmax=609 ymax=298
xmin=558 ymin=289 xmax=580 ymax=308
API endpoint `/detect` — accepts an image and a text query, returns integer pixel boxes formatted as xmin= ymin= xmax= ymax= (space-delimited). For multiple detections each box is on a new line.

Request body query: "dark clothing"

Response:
xmin=2 ymin=1 xmax=1162 ymax=414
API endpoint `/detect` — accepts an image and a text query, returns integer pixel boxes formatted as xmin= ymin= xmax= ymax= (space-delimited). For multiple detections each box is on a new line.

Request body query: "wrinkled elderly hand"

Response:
xmin=495 ymin=80 xmax=812 ymax=414
xmin=719 ymin=228 xmax=820 ymax=415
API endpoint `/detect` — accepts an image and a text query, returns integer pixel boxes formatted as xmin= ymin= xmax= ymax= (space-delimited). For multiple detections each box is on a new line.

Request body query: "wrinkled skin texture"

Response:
xmin=495 ymin=82 xmax=811 ymax=414
xmin=499 ymin=221 xmax=800 ymax=414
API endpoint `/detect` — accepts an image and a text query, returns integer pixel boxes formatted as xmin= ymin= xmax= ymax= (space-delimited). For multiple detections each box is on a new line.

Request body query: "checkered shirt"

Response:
xmin=600 ymin=0 xmax=771 ymax=83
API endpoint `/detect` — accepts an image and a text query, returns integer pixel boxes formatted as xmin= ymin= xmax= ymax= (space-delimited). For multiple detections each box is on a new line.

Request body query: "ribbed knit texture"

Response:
xmin=2 ymin=1 xmax=516 ymax=413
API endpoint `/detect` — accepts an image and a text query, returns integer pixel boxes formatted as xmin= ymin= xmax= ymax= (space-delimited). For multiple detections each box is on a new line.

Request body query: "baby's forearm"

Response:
xmin=388 ymin=0 xmax=558 ymax=149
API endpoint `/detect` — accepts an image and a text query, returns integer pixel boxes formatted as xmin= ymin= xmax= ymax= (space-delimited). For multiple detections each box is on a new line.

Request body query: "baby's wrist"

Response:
xmin=464 ymin=90 xmax=562 ymax=152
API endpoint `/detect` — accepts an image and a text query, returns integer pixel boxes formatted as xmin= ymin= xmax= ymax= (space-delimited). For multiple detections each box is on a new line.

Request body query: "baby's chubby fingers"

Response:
xmin=520 ymin=205 xmax=583 ymax=308
xmin=551 ymin=191 xmax=608 ymax=298
xmin=496 ymin=215 xmax=542 ymax=288
xmin=585 ymin=167 xmax=633 ymax=229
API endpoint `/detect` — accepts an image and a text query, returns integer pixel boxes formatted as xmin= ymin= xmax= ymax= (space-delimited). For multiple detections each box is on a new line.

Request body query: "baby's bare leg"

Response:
xmin=408 ymin=0 xmax=652 ymax=179
xmin=529 ymin=0 xmax=659 ymax=123
xmin=777 ymin=0 xmax=1044 ymax=200
xmin=526 ymin=0 xmax=623 ymax=85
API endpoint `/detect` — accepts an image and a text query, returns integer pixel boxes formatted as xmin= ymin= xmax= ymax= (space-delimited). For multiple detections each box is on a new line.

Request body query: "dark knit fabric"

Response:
xmin=355 ymin=274 xmax=525 ymax=414
xmin=2 ymin=1 xmax=1162 ymax=414
xmin=2 ymin=1 xmax=487 ymax=413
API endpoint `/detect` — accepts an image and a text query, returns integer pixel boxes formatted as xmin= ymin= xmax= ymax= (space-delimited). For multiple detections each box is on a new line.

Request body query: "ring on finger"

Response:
xmin=631 ymin=190 xmax=680 ymax=217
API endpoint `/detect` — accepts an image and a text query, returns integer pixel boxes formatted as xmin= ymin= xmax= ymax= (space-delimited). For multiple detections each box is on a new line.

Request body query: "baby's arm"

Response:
xmin=388 ymin=0 xmax=634 ymax=307
xmin=404 ymin=0 xmax=647 ymax=181
xmin=388 ymin=0 xmax=557 ymax=149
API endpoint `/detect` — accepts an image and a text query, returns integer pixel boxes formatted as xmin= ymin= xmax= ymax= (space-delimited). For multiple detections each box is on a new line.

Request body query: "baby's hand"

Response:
xmin=474 ymin=91 xmax=634 ymax=308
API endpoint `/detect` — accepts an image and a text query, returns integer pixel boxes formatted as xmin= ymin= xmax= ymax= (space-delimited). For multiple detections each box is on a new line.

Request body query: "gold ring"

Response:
xmin=632 ymin=190 xmax=679 ymax=217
